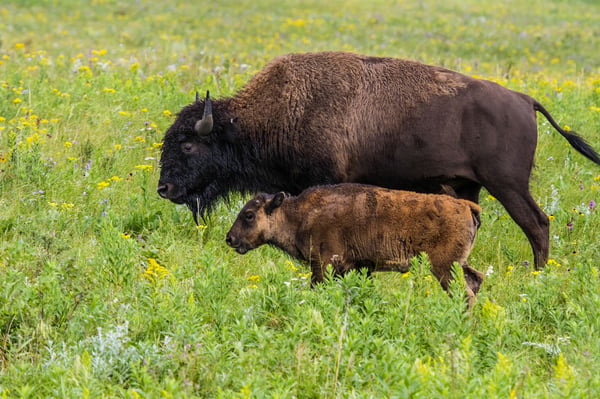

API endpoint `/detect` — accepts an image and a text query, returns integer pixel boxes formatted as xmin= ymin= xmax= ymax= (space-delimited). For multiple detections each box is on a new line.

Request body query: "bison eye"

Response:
xmin=244 ymin=211 xmax=255 ymax=222
xmin=181 ymin=142 xmax=194 ymax=153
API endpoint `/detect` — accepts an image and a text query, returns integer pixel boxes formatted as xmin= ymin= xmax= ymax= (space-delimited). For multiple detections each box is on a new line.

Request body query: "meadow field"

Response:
xmin=1 ymin=0 xmax=600 ymax=397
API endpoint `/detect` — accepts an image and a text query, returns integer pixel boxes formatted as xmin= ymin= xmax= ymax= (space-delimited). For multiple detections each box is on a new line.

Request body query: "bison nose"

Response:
xmin=157 ymin=183 xmax=174 ymax=199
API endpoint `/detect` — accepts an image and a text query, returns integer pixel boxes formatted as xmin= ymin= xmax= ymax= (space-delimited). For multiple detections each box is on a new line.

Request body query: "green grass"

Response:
xmin=1 ymin=0 xmax=600 ymax=397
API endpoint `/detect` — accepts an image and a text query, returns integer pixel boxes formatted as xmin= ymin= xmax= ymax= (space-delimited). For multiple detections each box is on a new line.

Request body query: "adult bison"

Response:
xmin=157 ymin=51 xmax=600 ymax=270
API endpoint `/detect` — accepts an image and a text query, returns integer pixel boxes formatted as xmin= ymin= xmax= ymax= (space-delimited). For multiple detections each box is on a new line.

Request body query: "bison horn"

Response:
xmin=194 ymin=90 xmax=213 ymax=138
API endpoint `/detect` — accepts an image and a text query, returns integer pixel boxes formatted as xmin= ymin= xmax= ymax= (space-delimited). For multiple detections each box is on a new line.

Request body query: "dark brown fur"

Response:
xmin=226 ymin=184 xmax=484 ymax=308
xmin=159 ymin=52 xmax=600 ymax=270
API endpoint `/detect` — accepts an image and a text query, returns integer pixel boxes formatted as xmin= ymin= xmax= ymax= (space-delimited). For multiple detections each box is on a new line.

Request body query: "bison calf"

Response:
xmin=226 ymin=184 xmax=484 ymax=307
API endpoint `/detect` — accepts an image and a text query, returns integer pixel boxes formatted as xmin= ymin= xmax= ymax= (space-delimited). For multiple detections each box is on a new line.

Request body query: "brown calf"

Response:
xmin=226 ymin=183 xmax=484 ymax=307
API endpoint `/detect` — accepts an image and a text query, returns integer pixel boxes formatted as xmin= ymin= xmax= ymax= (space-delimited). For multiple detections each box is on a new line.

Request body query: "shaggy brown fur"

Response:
xmin=226 ymin=183 xmax=484 ymax=308
xmin=158 ymin=51 xmax=600 ymax=271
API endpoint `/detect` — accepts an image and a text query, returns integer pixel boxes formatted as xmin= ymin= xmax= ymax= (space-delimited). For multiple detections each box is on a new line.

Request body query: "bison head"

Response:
xmin=226 ymin=192 xmax=285 ymax=254
xmin=157 ymin=91 xmax=247 ymax=222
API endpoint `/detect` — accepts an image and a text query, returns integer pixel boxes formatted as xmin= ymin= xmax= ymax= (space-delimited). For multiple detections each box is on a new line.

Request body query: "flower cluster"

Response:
xmin=143 ymin=258 xmax=170 ymax=284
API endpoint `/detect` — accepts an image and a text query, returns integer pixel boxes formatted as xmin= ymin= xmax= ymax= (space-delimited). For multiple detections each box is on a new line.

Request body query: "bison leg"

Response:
xmin=486 ymin=187 xmax=549 ymax=269
xmin=454 ymin=181 xmax=482 ymax=204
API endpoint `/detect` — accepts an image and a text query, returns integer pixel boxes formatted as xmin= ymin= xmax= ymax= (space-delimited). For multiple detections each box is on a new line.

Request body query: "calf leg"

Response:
xmin=462 ymin=264 xmax=485 ymax=309
xmin=431 ymin=263 xmax=483 ymax=309
xmin=462 ymin=264 xmax=484 ymax=295
xmin=486 ymin=187 xmax=549 ymax=269
xmin=330 ymin=254 xmax=353 ymax=275
xmin=310 ymin=248 xmax=354 ymax=286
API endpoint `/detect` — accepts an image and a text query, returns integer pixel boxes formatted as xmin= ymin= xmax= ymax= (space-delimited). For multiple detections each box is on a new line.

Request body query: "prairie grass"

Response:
xmin=1 ymin=0 xmax=600 ymax=397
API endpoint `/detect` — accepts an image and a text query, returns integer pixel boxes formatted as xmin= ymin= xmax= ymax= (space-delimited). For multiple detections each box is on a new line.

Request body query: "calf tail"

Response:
xmin=469 ymin=203 xmax=481 ymax=230
xmin=439 ymin=184 xmax=458 ymax=198
xmin=534 ymin=101 xmax=600 ymax=165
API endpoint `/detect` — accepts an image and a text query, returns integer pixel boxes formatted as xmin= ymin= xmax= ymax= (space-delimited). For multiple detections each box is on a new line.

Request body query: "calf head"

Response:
xmin=226 ymin=192 xmax=286 ymax=254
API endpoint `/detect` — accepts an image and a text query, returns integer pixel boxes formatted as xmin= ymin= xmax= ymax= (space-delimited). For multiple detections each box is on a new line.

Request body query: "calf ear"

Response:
xmin=265 ymin=192 xmax=286 ymax=214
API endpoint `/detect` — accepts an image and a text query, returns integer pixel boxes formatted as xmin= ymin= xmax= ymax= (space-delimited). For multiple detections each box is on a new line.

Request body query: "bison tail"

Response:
xmin=534 ymin=101 xmax=600 ymax=165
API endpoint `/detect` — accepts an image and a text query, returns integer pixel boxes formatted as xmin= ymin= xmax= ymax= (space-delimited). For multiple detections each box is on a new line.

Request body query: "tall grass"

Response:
xmin=1 ymin=0 xmax=600 ymax=397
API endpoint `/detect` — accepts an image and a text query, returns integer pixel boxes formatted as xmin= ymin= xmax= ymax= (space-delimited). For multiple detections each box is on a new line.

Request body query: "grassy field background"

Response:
xmin=1 ymin=0 xmax=600 ymax=397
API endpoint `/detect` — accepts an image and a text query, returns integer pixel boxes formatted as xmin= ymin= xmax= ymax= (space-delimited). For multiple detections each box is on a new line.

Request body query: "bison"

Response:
xmin=157 ymin=51 xmax=600 ymax=270
xmin=225 ymin=184 xmax=485 ymax=307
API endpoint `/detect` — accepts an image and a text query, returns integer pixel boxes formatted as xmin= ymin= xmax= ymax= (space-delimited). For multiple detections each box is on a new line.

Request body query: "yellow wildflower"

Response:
xmin=97 ymin=181 xmax=110 ymax=190
xmin=286 ymin=18 xmax=306 ymax=27
xmin=108 ymin=176 xmax=122 ymax=181
xmin=163 ymin=110 xmax=172 ymax=117
xmin=135 ymin=164 xmax=153 ymax=171
xmin=247 ymin=275 xmax=260 ymax=282
xmin=13 ymin=98 xmax=22 ymax=104
xmin=144 ymin=258 xmax=169 ymax=283
xmin=64 ymin=141 xmax=72 ymax=148
xmin=547 ymin=259 xmax=561 ymax=267
xmin=286 ymin=260 xmax=298 ymax=271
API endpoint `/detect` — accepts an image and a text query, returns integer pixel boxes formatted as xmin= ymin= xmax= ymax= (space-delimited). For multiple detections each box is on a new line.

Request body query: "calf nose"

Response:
xmin=157 ymin=182 xmax=174 ymax=199
xmin=226 ymin=233 xmax=237 ymax=248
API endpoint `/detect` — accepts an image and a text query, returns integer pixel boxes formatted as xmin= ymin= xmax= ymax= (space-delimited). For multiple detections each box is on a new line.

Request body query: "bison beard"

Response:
xmin=157 ymin=51 xmax=600 ymax=270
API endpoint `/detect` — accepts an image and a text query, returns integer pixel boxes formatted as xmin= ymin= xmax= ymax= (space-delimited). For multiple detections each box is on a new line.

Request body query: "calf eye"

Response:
xmin=244 ymin=211 xmax=255 ymax=222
